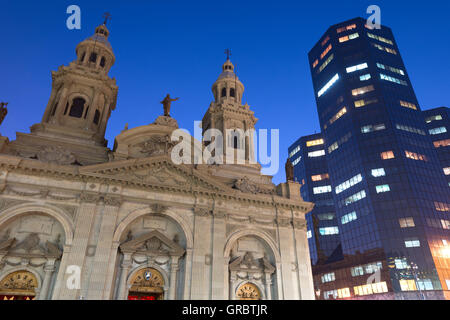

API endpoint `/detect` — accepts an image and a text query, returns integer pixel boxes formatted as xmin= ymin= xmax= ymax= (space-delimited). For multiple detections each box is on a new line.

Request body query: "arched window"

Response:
xmin=234 ymin=136 xmax=239 ymax=149
xmin=80 ymin=52 xmax=85 ymax=62
xmin=93 ymin=109 xmax=100 ymax=125
xmin=69 ymin=98 xmax=86 ymax=118
xmin=221 ymin=88 xmax=227 ymax=97
xmin=100 ymin=57 xmax=106 ymax=68
xmin=230 ymin=88 xmax=236 ymax=97
xmin=89 ymin=52 xmax=98 ymax=63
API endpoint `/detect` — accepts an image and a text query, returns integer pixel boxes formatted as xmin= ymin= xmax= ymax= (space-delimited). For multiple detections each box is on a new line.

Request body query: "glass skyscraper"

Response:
xmin=289 ymin=17 xmax=450 ymax=300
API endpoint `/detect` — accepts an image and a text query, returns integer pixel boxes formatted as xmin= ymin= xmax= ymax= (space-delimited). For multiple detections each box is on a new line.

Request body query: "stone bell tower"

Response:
xmin=202 ymin=55 xmax=258 ymax=166
xmin=9 ymin=22 xmax=118 ymax=165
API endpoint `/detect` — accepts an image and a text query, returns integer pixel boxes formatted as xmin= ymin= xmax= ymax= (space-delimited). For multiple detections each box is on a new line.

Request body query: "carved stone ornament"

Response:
xmin=292 ymin=219 xmax=307 ymax=230
xmin=79 ymin=193 xmax=100 ymax=203
xmin=152 ymin=115 xmax=179 ymax=128
xmin=120 ymin=230 xmax=185 ymax=258
xmin=36 ymin=146 xmax=77 ymax=165
xmin=0 ymin=233 xmax=63 ymax=261
xmin=277 ymin=217 xmax=292 ymax=228
xmin=229 ymin=252 xmax=275 ymax=274
xmin=137 ymin=134 xmax=176 ymax=157
xmin=233 ymin=176 xmax=274 ymax=195
xmin=103 ymin=196 xmax=122 ymax=207
xmin=150 ymin=203 xmax=168 ymax=214
xmin=193 ymin=207 xmax=212 ymax=217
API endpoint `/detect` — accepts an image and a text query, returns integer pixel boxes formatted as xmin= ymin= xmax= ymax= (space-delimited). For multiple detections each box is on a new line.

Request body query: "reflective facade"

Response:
xmin=290 ymin=17 xmax=450 ymax=299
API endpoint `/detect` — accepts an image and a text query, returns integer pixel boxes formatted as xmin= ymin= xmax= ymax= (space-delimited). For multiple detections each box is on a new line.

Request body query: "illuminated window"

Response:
xmin=318 ymin=73 xmax=339 ymax=97
xmin=341 ymin=211 xmax=357 ymax=224
xmin=377 ymin=62 xmax=405 ymax=76
xmin=352 ymin=85 xmax=374 ymax=96
xmin=318 ymin=213 xmax=335 ymax=220
xmin=306 ymin=138 xmax=324 ymax=147
xmin=354 ymin=282 xmax=388 ymax=296
xmin=376 ymin=184 xmax=390 ymax=193
xmin=321 ymin=272 xmax=336 ymax=283
xmin=328 ymin=142 xmax=338 ymax=153
xmin=395 ymin=124 xmax=425 ymax=135
xmin=372 ymin=43 xmax=397 ymax=54
xmin=400 ymin=279 xmax=417 ymax=291
xmin=351 ymin=262 xmax=382 ymax=277
xmin=337 ymin=288 xmax=351 ymax=299
xmin=319 ymin=226 xmax=339 ymax=235
xmin=312 ymin=59 xmax=318 ymax=68
xmin=399 ymin=100 xmax=417 ymax=110
xmin=344 ymin=190 xmax=366 ymax=206
xmin=336 ymin=174 xmax=362 ymax=194
xmin=361 ymin=123 xmax=385 ymax=133
xmin=371 ymin=168 xmax=386 ymax=177
xmin=434 ymin=139 xmax=450 ymax=148
xmin=328 ymin=107 xmax=347 ymax=125
xmin=311 ymin=173 xmax=329 ymax=181
xmin=328 ymin=132 xmax=352 ymax=154
xmin=339 ymin=32 xmax=359 ymax=43
xmin=346 ymin=62 xmax=368 ymax=73
xmin=308 ymin=150 xmax=325 ymax=157
xmin=289 ymin=145 xmax=301 ymax=158
xmin=351 ymin=266 xmax=364 ymax=276
xmin=321 ymin=35 xmax=330 ymax=47
xmin=405 ymin=150 xmax=428 ymax=161
xmin=380 ymin=73 xmax=408 ymax=85
xmin=367 ymin=32 xmax=393 ymax=45
xmin=354 ymin=98 xmax=378 ymax=107
xmin=443 ymin=167 xmax=450 ymax=176
xmin=359 ymin=73 xmax=371 ymax=81
xmin=395 ymin=258 xmax=409 ymax=269
xmin=380 ymin=151 xmax=395 ymax=160
xmin=337 ymin=24 xmax=356 ymax=33
xmin=291 ymin=156 xmax=301 ymax=166
xmin=320 ymin=44 xmax=332 ymax=59
xmin=425 ymin=114 xmax=442 ymax=123
xmin=429 ymin=127 xmax=447 ymax=135
xmin=307 ymin=230 xmax=312 ymax=239
xmin=435 ymin=201 xmax=450 ymax=212
xmin=441 ymin=219 xmax=450 ymax=229
xmin=318 ymin=54 xmax=334 ymax=73
xmin=313 ymin=185 xmax=332 ymax=194
xmin=405 ymin=238 xmax=420 ymax=248
xmin=399 ymin=217 xmax=415 ymax=228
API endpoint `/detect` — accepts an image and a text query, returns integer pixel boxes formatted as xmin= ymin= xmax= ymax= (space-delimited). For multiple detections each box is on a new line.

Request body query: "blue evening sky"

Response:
xmin=0 ymin=0 xmax=449 ymax=184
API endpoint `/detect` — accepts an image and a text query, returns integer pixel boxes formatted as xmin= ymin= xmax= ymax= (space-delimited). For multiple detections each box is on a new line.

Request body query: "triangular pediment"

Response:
xmin=79 ymin=155 xmax=230 ymax=193
xmin=120 ymin=230 xmax=185 ymax=257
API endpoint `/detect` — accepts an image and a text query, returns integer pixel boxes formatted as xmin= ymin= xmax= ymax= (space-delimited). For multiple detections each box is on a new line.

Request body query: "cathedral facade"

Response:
xmin=0 ymin=23 xmax=314 ymax=300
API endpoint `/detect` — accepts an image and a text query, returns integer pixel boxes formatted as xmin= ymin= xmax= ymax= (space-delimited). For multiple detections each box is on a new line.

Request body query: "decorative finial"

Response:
xmin=225 ymin=48 xmax=232 ymax=61
xmin=103 ymin=12 xmax=112 ymax=26
xmin=0 ymin=102 xmax=8 ymax=126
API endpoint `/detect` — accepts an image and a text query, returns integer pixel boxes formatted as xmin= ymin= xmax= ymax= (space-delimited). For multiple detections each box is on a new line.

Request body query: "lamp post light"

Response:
xmin=409 ymin=262 xmax=425 ymax=300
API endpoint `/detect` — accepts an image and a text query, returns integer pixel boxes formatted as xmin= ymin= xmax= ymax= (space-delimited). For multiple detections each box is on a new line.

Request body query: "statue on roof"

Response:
xmin=160 ymin=94 xmax=179 ymax=117
xmin=0 ymin=102 xmax=8 ymax=126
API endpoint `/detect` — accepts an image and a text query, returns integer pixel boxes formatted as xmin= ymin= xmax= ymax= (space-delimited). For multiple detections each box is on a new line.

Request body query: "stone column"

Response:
xmin=54 ymin=86 xmax=70 ymax=124
xmin=40 ymin=262 xmax=56 ymax=300
xmin=265 ymin=272 xmax=272 ymax=300
xmin=211 ymin=213 xmax=226 ymax=299
xmin=190 ymin=212 xmax=213 ymax=299
xmin=53 ymin=198 xmax=98 ymax=299
xmin=168 ymin=256 xmax=180 ymax=300
xmin=117 ymin=254 xmax=132 ymax=300
xmin=183 ymin=248 xmax=193 ymax=300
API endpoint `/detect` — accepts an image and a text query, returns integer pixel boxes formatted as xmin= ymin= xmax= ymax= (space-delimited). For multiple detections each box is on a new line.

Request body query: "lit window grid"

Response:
xmin=318 ymin=73 xmax=339 ymax=97
xmin=341 ymin=211 xmax=357 ymax=224
xmin=308 ymin=150 xmax=325 ymax=157
xmin=367 ymin=32 xmax=394 ymax=45
xmin=376 ymin=184 xmax=390 ymax=193
xmin=380 ymin=73 xmax=407 ymax=86
xmin=346 ymin=62 xmax=368 ymax=73
xmin=336 ymin=173 xmax=363 ymax=194
xmin=429 ymin=126 xmax=447 ymax=135
xmin=371 ymin=168 xmax=386 ymax=177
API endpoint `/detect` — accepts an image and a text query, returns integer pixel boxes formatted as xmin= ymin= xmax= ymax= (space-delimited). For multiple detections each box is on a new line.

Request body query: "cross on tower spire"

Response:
xmin=103 ymin=12 xmax=112 ymax=26
xmin=225 ymin=48 xmax=232 ymax=61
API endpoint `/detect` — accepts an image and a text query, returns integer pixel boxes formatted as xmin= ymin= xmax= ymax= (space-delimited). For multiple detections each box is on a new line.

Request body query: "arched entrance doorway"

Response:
xmin=236 ymin=282 xmax=261 ymax=300
xmin=128 ymin=268 xmax=165 ymax=300
xmin=0 ymin=271 xmax=38 ymax=300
